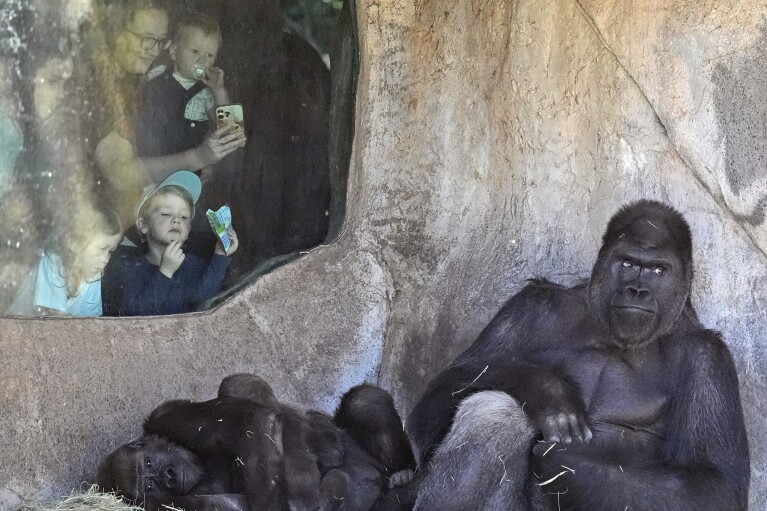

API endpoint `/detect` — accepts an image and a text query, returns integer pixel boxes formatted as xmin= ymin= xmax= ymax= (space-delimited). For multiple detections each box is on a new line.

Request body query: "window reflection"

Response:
xmin=0 ymin=0 xmax=349 ymax=317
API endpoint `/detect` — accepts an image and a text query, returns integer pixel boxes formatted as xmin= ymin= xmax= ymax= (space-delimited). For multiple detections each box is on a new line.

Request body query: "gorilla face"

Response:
xmin=602 ymin=237 xmax=683 ymax=344
xmin=588 ymin=203 xmax=692 ymax=349
xmin=98 ymin=436 xmax=205 ymax=502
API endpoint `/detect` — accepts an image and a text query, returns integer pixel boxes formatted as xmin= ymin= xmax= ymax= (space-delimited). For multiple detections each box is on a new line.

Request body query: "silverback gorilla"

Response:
xmin=406 ymin=200 xmax=750 ymax=511
xmin=98 ymin=374 xmax=416 ymax=511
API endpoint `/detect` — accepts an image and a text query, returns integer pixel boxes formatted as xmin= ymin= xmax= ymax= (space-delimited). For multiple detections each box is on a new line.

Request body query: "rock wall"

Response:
xmin=1 ymin=0 xmax=765 ymax=508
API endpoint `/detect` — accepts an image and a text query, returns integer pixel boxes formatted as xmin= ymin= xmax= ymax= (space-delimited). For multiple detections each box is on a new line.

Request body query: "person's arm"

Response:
xmin=187 ymin=254 xmax=229 ymax=308
xmin=36 ymin=306 xmax=69 ymax=317
xmin=96 ymin=128 xmax=244 ymax=191
xmin=203 ymin=67 xmax=231 ymax=106
xmin=76 ymin=280 xmax=103 ymax=316
xmin=32 ymin=255 xmax=72 ymax=315
xmin=187 ymin=230 xmax=238 ymax=308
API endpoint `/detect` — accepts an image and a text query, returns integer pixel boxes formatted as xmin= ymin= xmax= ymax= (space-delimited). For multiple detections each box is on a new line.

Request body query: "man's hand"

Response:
xmin=160 ymin=240 xmax=185 ymax=278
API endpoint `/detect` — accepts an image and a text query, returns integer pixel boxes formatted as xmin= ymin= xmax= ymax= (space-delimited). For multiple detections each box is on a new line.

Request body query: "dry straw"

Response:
xmin=18 ymin=486 xmax=143 ymax=511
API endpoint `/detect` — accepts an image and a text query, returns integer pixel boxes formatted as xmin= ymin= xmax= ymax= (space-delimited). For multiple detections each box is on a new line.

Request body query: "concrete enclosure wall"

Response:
xmin=1 ymin=0 xmax=766 ymax=509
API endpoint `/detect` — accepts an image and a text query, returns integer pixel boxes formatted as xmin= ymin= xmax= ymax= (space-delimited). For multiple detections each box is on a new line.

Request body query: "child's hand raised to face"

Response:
xmin=160 ymin=240 xmax=186 ymax=278
xmin=201 ymin=66 xmax=225 ymax=92
xmin=214 ymin=228 xmax=239 ymax=256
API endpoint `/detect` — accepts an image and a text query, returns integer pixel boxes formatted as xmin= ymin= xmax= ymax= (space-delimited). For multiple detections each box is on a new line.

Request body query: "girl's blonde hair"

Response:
xmin=48 ymin=198 xmax=122 ymax=294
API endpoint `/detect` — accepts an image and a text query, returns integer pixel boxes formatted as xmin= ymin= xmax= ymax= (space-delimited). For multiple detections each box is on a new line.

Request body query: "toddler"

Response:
xmin=6 ymin=200 xmax=122 ymax=316
xmin=135 ymin=12 xmax=232 ymax=158
xmin=102 ymin=171 xmax=238 ymax=316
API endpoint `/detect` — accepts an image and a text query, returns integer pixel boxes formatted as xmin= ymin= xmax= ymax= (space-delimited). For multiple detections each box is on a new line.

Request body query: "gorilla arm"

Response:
xmin=145 ymin=398 xmax=284 ymax=511
xmin=143 ymin=494 xmax=249 ymax=511
xmin=532 ymin=332 xmax=750 ymax=511
xmin=146 ymin=396 xmax=330 ymax=511
xmin=406 ymin=282 xmax=593 ymax=464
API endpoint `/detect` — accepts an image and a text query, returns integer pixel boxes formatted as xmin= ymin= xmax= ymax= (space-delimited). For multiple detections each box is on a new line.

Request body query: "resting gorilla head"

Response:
xmin=588 ymin=199 xmax=693 ymax=347
xmin=97 ymin=436 xmax=206 ymax=501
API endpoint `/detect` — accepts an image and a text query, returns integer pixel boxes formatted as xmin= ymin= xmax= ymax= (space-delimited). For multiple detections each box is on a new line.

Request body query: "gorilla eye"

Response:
xmin=621 ymin=260 xmax=633 ymax=268
xmin=145 ymin=457 xmax=153 ymax=469
xmin=652 ymin=267 xmax=665 ymax=275
xmin=145 ymin=481 xmax=153 ymax=492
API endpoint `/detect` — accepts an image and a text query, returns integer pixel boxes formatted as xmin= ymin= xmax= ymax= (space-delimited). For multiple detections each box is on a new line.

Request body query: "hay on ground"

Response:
xmin=18 ymin=486 xmax=143 ymax=511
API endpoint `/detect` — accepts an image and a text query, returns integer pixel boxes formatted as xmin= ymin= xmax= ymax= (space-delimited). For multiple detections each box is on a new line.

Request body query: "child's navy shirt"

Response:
xmin=102 ymin=248 xmax=228 ymax=316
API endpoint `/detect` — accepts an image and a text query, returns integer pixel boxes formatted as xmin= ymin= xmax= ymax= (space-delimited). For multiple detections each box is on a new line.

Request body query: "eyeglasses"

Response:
xmin=124 ymin=29 xmax=171 ymax=51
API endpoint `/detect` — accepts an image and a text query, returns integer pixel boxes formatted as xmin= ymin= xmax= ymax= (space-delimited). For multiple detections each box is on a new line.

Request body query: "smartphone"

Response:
xmin=215 ymin=104 xmax=244 ymax=132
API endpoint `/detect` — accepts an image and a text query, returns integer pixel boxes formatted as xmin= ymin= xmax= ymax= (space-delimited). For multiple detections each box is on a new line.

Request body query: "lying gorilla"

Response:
xmin=406 ymin=200 xmax=750 ymax=511
xmin=98 ymin=374 xmax=416 ymax=511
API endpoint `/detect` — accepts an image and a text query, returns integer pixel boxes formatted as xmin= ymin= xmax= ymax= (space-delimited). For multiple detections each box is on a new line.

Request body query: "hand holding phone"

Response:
xmin=215 ymin=104 xmax=244 ymax=133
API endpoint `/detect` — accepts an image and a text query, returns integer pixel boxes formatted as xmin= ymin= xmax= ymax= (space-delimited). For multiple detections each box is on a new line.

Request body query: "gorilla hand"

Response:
xmin=524 ymin=376 xmax=592 ymax=445
xmin=389 ymin=468 xmax=415 ymax=488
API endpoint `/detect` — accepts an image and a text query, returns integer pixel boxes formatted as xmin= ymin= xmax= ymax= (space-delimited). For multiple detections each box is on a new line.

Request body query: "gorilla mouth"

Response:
xmin=179 ymin=473 xmax=187 ymax=494
xmin=612 ymin=305 xmax=655 ymax=314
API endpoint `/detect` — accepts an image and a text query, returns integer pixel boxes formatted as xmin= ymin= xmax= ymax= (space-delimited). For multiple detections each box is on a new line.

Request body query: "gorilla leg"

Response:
xmin=414 ymin=391 xmax=536 ymax=511
xmin=334 ymin=385 xmax=416 ymax=477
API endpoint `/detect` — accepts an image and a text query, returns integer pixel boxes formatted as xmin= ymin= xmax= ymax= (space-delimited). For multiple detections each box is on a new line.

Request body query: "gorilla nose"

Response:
xmin=164 ymin=466 xmax=177 ymax=488
xmin=625 ymin=285 xmax=649 ymax=299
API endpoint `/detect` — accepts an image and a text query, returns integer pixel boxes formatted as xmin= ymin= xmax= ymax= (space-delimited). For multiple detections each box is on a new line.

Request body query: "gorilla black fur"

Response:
xmin=98 ymin=375 xmax=416 ymax=511
xmin=413 ymin=391 xmax=535 ymax=511
xmin=406 ymin=200 xmax=750 ymax=511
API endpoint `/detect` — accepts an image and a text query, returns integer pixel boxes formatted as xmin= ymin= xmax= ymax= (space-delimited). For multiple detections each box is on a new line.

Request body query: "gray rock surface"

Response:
xmin=0 ymin=0 xmax=765 ymax=509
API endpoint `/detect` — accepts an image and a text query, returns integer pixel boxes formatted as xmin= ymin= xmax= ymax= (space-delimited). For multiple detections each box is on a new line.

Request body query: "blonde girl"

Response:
xmin=6 ymin=200 xmax=122 ymax=316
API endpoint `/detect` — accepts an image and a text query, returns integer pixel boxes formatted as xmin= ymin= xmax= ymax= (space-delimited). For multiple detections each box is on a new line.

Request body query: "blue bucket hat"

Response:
xmin=135 ymin=170 xmax=202 ymax=222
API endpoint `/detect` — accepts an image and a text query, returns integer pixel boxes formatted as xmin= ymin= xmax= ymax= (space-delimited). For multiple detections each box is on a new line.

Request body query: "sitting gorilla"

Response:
xmin=98 ymin=374 xmax=416 ymax=511
xmin=406 ymin=200 xmax=750 ymax=511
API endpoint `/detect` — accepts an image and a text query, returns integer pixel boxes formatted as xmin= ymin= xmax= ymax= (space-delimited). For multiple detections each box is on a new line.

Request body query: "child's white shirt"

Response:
xmin=146 ymin=65 xmax=215 ymax=122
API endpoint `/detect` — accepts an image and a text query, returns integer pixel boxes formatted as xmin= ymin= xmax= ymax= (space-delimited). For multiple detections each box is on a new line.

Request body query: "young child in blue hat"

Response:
xmin=102 ymin=171 xmax=237 ymax=316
